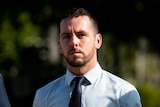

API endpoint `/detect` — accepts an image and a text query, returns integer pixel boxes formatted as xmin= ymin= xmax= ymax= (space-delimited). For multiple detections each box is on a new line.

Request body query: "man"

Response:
xmin=0 ymin=73 xmax=11 ymax=107
xmin=33 ymin=7 xmax=142 ymax=107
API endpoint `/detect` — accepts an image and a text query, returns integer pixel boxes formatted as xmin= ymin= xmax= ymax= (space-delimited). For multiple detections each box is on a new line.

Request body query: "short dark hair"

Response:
xmin=60 ymin=7 xmax=99 ymax=33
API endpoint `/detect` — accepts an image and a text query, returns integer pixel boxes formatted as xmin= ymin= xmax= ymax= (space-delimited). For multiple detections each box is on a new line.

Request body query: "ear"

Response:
xmin=95 ymin=33 xmax=102 ymax=49
xmin=58 ymin=41 xmax=63 ymax=54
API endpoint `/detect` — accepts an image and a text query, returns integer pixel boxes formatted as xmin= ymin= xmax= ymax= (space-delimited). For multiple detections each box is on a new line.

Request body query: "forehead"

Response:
xmin=60 ymin=16 xmax=92 ymax=31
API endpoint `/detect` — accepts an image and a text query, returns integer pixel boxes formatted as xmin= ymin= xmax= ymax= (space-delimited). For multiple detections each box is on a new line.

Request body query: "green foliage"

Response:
xmin=0 ymin=19 xmax=18 ymax=62
xmin=137 ymin=84 xmax=160 ymax=107
xmin=17 ymin=12 xmax=40 ymax=47
xmin=0 ymin=12 xmax=40 ymax=75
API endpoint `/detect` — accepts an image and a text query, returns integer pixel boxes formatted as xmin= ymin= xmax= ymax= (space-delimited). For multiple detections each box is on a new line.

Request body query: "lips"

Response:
xmin=68 ymin=48 xmax=82 ymax=55
xmin=69 ymin=51 xmax=81 ymax=55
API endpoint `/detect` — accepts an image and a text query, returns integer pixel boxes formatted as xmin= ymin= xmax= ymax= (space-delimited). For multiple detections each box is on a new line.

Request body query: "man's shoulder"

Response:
xmin=33 ymin=75 xmax=67 ymax=104
xmin=102 ymin=70 xmax=136 ymax=90
xmin=36 ymin=75 xmax=65 ymax=94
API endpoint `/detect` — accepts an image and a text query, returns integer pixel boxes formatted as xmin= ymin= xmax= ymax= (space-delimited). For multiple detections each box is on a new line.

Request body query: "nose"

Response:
xmin=70 ymin=34 xmax=79 ymax=47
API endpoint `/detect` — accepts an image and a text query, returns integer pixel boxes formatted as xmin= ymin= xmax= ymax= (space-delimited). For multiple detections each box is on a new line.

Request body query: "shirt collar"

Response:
xmin=65 ymin=62 xmax=102 ymax=86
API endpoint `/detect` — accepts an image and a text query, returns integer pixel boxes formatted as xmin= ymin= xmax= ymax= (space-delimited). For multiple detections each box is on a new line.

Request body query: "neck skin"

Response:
xmin=67 ymin=52 xmax=98 ymax=76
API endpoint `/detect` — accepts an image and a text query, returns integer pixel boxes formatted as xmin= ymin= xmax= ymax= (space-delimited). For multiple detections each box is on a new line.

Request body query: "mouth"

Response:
xmin=69 ymin=51 xmax=81 ymax=55
xmin=68 ymin=48 xmax=82 ymax=55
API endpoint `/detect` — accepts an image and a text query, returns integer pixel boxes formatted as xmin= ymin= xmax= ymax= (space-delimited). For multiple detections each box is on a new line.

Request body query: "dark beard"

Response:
xmin=68 ymin=60 xmax=86 ymax=67
xmin=64 ymin=55 xmax=87 ymax=67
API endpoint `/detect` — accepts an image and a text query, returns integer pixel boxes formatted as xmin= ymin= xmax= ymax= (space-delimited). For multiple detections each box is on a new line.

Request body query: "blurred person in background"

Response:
xmin=0 ymin=73 xmax=11 ymax=107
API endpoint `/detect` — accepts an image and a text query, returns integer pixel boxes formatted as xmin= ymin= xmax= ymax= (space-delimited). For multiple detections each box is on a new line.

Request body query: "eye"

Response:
xmin=61 ymin=33 xmax=71 ymax=39
xmin=77 ymin=32 xmax=85 ymax=38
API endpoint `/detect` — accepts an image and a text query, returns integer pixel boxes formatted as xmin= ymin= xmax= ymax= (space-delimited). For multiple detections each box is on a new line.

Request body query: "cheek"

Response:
xmin=59 ymin=47 xmax=63 ymax=54
xmin=59 ymin=42 xmax=66 ymax=55
xmin=85 ymin=38 xmax=96 ymax=48
xmin=60 ymin=44 xmax=68 ymax=55
xmin=82 ymin=40 xmax=95 ymax=52
xmin=58 ymin=42 xmax=63 ymax=54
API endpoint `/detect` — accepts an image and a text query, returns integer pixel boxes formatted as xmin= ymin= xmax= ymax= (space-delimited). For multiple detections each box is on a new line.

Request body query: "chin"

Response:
xmin=69 ymin=61 xmax=85 ymax=67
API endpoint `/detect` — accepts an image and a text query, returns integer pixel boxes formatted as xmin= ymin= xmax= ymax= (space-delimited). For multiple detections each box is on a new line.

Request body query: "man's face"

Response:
xmin=58 ymin=16 xmax=102 ymax=67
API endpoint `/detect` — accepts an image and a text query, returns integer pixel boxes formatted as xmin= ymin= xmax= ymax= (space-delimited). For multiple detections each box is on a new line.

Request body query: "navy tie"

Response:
xmin=69 ymin=76 xmax=90 ymax=107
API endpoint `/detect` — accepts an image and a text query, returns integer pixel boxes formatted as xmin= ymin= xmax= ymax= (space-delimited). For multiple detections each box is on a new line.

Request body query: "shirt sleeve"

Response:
xmin=32 ymin=90 xmax=46 ymax=107
xmin=119 ymin=87 xmax=142 ymax=107
xmin=32 ymin=91 xmax=40 ymax=107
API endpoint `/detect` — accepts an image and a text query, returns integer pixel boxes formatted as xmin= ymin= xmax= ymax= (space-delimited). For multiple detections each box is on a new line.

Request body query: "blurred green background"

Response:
xmin=0 ymin=0 xmax=159 ymax=107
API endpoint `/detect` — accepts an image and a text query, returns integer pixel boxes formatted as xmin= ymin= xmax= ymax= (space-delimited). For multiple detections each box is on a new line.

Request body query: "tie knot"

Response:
xmin=71 ymin=76 xmax=91 ymax=86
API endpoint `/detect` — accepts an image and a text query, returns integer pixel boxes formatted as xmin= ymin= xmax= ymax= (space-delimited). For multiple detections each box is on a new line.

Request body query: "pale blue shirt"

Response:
xmin=32 ymin=62 xmax=142 ymax=107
